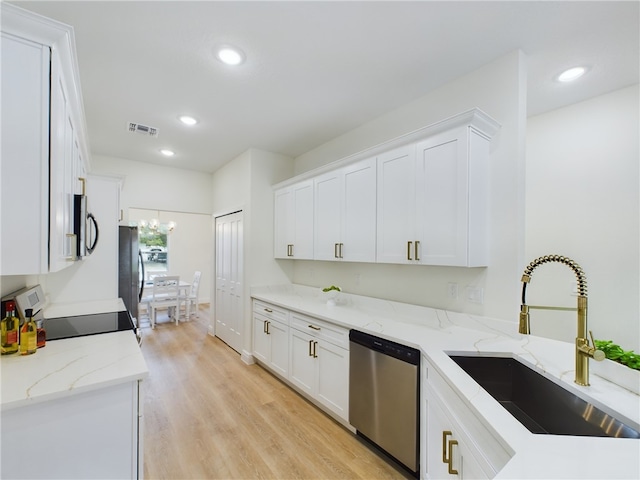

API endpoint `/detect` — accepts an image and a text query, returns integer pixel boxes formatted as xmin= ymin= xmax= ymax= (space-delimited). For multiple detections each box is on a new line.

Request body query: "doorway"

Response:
xmin=214 ymin=211 xmax=243 ymax=353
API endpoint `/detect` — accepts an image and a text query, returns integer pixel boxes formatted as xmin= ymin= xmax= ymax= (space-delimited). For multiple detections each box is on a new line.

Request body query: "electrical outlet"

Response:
xmin=466 ymin=286 xmax=484 ymax=304
xmin=447 ymin=282 xmax=458 ymax=300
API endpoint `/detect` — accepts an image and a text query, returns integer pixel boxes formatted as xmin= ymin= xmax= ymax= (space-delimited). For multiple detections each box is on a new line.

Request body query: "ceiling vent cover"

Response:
xmin=128 ymin=122 xmax=159 ymax=137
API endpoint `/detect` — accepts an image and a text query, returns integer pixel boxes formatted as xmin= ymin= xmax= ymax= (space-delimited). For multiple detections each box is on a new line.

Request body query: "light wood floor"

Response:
xmin=140 ymin=306 xmax=410 ymax=480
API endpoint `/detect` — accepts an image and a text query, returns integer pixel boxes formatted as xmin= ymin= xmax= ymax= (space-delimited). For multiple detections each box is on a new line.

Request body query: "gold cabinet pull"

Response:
xmin=78 ymin=177 xmax=86 ymax=195
xmin=313 ymin=341 xmax=318 ymax=358
xmin=287 ymin=244 xmax=294 ymax=256
xmin=339 ymin=243 xmax=344 ymax=258
xmin=263 ymin=320 xmax=267 ymax=334
xmin=308 ymin=339 xmax=314 ymax=357
xmin=308 ymin=324 xmax=321 ymax=331
xmin=442 ymin=431 xmax=452 ymax=464
xmin=442 ymin=431 xmax=458 ymax=475
xmin=334 ymin=243 xmax=339 ymax=258
xmin=264 ymin=308 xmax=273 ymax=313
xmin=407 ymin=241 xmax=413 ymax=260
xmin=415 ymin=240 xmax=420 ymax=261
xmin=448 ymin=440 xmax=459 ymax=475
xmin=266 ymin=321 xmax=270 ymax=335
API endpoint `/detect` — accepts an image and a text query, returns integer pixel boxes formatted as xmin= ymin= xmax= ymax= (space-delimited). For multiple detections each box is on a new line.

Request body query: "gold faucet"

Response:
xmin=519 ymin=255 xmax=605 ymax=386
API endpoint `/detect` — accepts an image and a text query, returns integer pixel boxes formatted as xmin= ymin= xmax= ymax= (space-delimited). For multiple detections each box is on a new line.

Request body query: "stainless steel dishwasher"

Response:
xmin=349 ymin=330 xmax=420 ymax=475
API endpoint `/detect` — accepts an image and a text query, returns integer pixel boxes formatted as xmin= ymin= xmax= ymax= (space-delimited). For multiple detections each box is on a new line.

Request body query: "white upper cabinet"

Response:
xmin=1 ymin=4 xmax=89 ymax=275
xmin=314 ymin=158 xmax=376 ymax=262
xmin=376 ymin=145 xmax=418 ymax=264
xmin=416 ymin=126 xmax=491 ymax=267
xmin=274 ymin=180 xmax=314 ymax=259
xmin=274 ymin=109 xmax=499 ymax=267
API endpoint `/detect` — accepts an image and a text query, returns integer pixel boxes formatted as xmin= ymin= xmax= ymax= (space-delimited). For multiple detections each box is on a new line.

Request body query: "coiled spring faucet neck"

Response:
xmin=519 ymin=254 xmax=603 ymax=386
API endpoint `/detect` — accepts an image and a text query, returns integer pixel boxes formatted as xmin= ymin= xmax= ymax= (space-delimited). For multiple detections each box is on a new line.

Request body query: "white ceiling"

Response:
xmin=10 ymin=1 xmax=640 ymax=174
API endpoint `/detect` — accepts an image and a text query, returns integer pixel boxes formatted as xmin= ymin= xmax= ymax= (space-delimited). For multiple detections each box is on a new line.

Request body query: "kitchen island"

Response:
xmin=251 ymin=284 xmax=640 ymax=479
xmin=1 ymin=299 xmax=148 ymax=479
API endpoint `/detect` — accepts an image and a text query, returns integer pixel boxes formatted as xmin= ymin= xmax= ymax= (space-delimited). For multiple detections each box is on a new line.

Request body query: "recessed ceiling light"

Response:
xmin=179 ymin=115 xmax=198 ymax=126
xmin=216 ymin=45 xmax=245 ymax=66
xmin=557 ymin=66 xmax=587 ymax=83
xmin=160 ymin=149 xmax=175 ymax=157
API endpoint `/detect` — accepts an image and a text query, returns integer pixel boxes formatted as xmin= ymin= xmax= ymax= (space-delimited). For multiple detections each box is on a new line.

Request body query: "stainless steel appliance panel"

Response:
xmin=349 ymin=330 xmax=419 ymax=473
xmin=118 ymin=226 xmax=142 ymax=322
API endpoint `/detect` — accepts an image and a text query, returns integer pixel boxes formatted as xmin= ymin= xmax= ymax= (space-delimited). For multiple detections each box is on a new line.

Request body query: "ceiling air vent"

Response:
xmin=128 ymin=122 xmax=159 ymax=137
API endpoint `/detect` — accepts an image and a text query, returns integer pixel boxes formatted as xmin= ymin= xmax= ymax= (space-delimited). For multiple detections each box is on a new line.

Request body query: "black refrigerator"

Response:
xmin=118 ymin=226 xmax=144 ymax=324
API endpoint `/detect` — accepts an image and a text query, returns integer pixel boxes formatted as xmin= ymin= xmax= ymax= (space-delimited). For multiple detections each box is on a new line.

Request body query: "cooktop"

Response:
xmin=44 ymin=310 xmax=135 ymax=341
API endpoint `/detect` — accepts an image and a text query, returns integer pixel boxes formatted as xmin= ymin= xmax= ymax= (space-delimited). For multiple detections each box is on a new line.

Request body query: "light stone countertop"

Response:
xmin=1 ymin=298 xmax=148 ymax=411
xmin=251 ymin=284 xmax=640 ymax=480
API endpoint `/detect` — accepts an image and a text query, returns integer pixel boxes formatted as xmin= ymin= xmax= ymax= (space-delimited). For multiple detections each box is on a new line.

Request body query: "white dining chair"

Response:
xmin=181 ymin=271 xmax=201 ymax=320
xmin=148 ymin=275 xmax=180 ymax=328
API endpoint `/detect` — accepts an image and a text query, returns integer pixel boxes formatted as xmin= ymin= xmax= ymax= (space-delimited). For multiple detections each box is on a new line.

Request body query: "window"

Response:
xmin=139 ymin=224 xmax=168 ymax=275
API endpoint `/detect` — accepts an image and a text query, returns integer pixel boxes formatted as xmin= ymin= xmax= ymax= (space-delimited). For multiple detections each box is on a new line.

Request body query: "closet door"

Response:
xmin=215 ymin=211 xmax=243 ymax=353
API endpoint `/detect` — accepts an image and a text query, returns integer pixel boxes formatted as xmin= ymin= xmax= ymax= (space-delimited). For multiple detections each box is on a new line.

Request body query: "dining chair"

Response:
xmin=181 ymin=271 xmax=202 ymax=320
xmin=149 ymin=275 xmax=180 ymax=328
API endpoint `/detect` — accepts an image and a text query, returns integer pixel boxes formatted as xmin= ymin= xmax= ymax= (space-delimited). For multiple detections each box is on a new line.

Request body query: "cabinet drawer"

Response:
xmin=290 ymin=312 xmax=349 ymax=350
xmin=253 ymin=300 xmax=288 ymax=325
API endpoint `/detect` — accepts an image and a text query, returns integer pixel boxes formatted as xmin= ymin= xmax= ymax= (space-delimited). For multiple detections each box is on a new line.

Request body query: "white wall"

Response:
xmin=210 ymin=148 xmax=293 ymax=355
xmin=92 ymin=155 xmax=213 ymax=218
xmin=525 ymin=84 xmax=639 ymax=351
xmin=289 ymin=50 xmax=527 ymax=322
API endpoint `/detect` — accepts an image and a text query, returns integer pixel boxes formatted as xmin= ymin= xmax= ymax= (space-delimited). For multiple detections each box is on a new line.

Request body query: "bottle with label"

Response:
xmin=1 ymin=300 xmax=20 ymax=355
xmin=20 ymin=308 xmax=37 ymax=355
xmin=36 ymin=318 xmax=46 ymax=348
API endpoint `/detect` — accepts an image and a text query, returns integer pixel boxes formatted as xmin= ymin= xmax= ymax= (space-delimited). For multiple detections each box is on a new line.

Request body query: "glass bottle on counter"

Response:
xmin=19 ymin=308 xmax=37 ymax=355
xmin=1 ymin=300 xmax=20 ymax=355
xmin=36 ymin=317 xmax=46 ymax=348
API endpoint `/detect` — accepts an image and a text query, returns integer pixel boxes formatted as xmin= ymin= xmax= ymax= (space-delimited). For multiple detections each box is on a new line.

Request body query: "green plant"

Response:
xmin=594 ymin=340 xmax=640 ymax=371
xmin=322 ymin=285 xmax=341 ymax=293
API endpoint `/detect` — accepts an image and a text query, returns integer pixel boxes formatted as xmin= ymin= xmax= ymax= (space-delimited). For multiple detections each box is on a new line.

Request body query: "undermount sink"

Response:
xmin=449 ymin=355 xmax=640 ymax=439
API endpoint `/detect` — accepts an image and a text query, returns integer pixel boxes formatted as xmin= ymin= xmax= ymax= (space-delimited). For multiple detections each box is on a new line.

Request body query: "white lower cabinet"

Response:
xmin=252 ymin=301 xmax=289 ymax=378
xmin=289 ymin=314 xmax=349 ymax=421
xmin=251 ymin=299 xmax=349 ymax=423
xmin=1 ymin=381 xmax=142 ymax=479
xmin=422 ymin=356 xmax=512 ymax=480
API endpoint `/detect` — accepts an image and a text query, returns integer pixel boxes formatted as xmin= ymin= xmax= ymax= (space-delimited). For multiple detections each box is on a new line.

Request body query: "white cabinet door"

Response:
xmin=316 ymin=339 xmax=349 ymax=419
xmin=49 ymin=48 xmax=77 ymax=271
xmin=289 ymin=328 xmax=316 ymax=395
xmin=274 ymin=180 xmax=314 ymax=259
xmin=416 ymin=127 xmax=490 ymax=267
xmin=314 ymin=170 xmax=342 ymax=261
xmin=2 ymin=381 xmax=140 ymax=479
xmin=426 ymin=392 xmax=488 ymax=480
xmin=268 ymin=319 xmax=289 ymax=377
xmin=253 ymin=313 xmax=270 ymax=364
xmin=376 ymin=145 xmax=418 ymax=264
xmin=314 ymin=157 xmax=377 ymax=262
xmin=341 ymin=158 xmax=377 ymax=262
xmin=274 ymin=187 xmax=293 ymax=258
xmin=0 ymin=33 xmax=49 ymax=275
